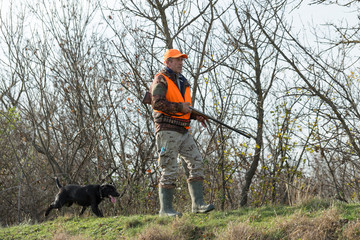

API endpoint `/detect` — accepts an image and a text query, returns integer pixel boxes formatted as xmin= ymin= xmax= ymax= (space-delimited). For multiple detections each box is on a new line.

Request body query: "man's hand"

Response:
xmin=181 ymin=102 xmax=192 ymax=114
xmin=181 ymin=103 xmax=206 ymax=128
xmin=196 ymin=115 xmax=207 ymax=128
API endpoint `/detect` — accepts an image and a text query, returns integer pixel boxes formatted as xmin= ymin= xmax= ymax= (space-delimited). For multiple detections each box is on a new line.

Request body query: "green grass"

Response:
xmin=2 ymin=199 xmax=360 ymax=240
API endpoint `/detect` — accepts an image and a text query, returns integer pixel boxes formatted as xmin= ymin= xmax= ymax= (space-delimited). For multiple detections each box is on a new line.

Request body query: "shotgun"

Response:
xmin=189 ymin=106 xmax=253 ymax=139
xmin=142 ymin=91 xmax=253 ymax=139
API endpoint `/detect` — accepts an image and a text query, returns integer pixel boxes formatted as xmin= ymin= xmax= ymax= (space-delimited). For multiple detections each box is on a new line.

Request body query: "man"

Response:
xmin=150 ymin=49 xmax=215 ymax=216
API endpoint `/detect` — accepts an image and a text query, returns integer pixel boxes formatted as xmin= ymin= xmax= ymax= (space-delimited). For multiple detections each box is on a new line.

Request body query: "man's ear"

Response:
xmin=165 ymin=58 xmax=172 ymax=64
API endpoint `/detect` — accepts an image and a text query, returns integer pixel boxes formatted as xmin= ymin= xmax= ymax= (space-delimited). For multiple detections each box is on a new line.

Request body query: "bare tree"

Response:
xmin=254 ymin=0 xmax=360 ymax=202
xmin=214 ymin=0 xmax=289 ymax=206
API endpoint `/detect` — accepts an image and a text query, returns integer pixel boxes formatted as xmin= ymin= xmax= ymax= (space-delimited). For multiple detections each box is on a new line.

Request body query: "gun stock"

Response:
xmin=142 ymin=91 xmax=152 ymax=105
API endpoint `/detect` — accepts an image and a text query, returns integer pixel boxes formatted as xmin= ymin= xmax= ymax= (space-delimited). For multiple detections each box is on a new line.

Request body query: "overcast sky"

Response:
xmin=290 ymin=2 xmax=358 ymax=35
xmin=0 ymin=0 xmax=358 ymax=53
xmin=1 ymin=0 xmax=358 ymax=23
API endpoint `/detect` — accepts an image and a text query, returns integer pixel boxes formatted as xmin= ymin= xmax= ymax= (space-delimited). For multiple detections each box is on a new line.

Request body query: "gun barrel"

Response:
xmin=190 ymin=107 xmax=253 ymax=139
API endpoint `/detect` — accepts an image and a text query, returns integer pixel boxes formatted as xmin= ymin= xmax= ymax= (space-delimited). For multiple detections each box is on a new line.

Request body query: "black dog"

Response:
xmin=45 ymin=177 xmax=120 ymax=217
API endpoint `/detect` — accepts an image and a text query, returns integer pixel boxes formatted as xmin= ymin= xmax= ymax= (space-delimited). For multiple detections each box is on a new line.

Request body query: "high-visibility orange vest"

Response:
xmin=154 ymin=73 xmax=192 ymax=128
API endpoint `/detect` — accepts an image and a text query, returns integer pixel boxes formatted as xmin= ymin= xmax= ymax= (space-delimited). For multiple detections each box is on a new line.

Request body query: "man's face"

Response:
xmin=166 ymin=57 xmax=184 ymax=73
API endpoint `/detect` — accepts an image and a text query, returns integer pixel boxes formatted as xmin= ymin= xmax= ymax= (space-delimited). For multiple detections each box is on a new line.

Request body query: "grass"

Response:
xmin=2 ymin=198 xmax=360 ymax=239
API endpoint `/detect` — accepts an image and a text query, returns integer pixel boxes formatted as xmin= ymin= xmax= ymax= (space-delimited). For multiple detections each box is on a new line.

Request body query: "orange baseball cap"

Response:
xmin=164 ymin=49 xmax=188 ymax=62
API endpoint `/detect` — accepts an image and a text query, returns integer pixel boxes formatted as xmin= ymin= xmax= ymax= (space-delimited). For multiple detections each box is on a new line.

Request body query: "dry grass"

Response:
xmin=4 ymin=200 xmax=360 ymax=240
xmin=52 ymin=231 xmax=89 ymax=240
xmin=215 ymin=221 xmax=266 ymax=240
xmin=136 ymin=217 xmax=214 ymax=240
xmin=274 ymin=208 xmax=341 ymax=240
xmin=170 ymin=217 xmax=204 ymax=239
xmin=135 ymin=212 xmax=360 ymax=240
xmin=136 ymin=225 xmax=176 ymax=240
xmin=342 ymin=220 xmax=360 ymax=240
xmin=133 ymin=204 xmax=360 ymax=240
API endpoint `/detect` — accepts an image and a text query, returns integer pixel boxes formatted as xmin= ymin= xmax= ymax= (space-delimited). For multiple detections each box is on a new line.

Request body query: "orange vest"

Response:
xmin=154 ymin=73 xmax=192 ymax=128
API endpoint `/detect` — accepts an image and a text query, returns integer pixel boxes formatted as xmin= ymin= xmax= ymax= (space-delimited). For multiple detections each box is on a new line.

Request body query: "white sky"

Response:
xmin=293 ymin=2 xmax=357 ymax=23
xmin=289 ymin=2 xmax=359 ymax=59
xmin=290 ymin=2 xmax=359 ymax=34
xmin=1 ymin=1 xmax=357 ymax=33
xmin=0 ymin=0 xmax=358 ymax=53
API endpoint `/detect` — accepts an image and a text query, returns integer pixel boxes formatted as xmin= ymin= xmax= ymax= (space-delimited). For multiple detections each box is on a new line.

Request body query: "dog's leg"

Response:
xmin=45 ymin=203 xmax=63 ymax=217
xmin=45 ymin=195 xmax=69 ymax=217
xmin=91 ymin=204 xmax=103 ymax=217
xmin=45 ymin=204 xmax=55 ymax=217
xmin=79 ymin=206 xmax=87 ymax=216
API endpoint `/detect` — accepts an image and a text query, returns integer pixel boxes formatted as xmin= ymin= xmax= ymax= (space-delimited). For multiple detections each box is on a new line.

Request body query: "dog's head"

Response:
xmin=100 ymin=184 xmax=120 ymax=203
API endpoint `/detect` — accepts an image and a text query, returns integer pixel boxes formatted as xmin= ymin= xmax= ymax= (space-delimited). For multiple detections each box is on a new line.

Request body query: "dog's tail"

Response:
xmin=55 ymin=177 xmax=62 ymax=189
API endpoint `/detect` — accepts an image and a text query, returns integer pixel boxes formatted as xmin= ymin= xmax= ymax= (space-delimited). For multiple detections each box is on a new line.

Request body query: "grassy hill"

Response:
xmin=2 ymin=198 xmax=360 ymax=240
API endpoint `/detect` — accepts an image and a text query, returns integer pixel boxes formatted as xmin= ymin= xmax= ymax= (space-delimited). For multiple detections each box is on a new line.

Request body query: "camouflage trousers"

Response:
xmin=156 ymin=130 xmax=204 ymax=186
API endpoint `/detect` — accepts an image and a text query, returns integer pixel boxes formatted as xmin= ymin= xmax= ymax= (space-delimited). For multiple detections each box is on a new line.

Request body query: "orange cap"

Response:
xmin=164 ymin=49 xmax=188 ymax=62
